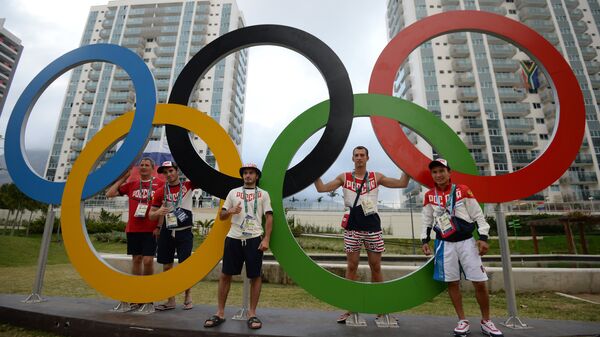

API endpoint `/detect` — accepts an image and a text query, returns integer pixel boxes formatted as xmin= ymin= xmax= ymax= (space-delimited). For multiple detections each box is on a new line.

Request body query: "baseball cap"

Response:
xmin=157 ymin=161 xmax=178 ymax=174
xmin=239 ymin=163 xmax=262 ymax=178
xmin=428 ymin=158 xmax=450 ymax=170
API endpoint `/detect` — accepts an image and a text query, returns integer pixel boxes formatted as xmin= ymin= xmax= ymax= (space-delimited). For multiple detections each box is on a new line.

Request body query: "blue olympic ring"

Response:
xmin=5 ymin=44 xmax=156 ymax=204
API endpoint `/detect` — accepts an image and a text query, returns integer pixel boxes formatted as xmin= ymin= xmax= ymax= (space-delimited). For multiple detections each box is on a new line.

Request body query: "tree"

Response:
xmin=327 ymin=189 xmax=339 ymax=201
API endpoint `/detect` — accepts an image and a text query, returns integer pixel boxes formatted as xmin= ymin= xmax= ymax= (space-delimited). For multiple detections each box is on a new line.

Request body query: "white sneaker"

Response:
xmin=453 ymin=319 xmax=470 ymax=336
xmin=481 ymin=320 xmax=503 ymax=337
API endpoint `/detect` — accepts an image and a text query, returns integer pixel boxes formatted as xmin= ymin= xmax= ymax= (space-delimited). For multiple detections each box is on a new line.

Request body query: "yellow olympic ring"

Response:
xmin=61 ymin=104 xmax=242 ymax=302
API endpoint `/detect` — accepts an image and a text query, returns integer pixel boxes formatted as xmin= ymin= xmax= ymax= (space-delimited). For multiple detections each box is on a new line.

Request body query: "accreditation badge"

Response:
xmin=133 ymin=204 xmax=148 ymax=218
xmin=166 ymin=212 xmax=178 ymax=229
xmin=434 ymin=212 xmax=457 ymax=238
xmin=361 ymin=198 xmax=377 ymax=216
xmin=173 ymin=207 xmax=189 ymax=223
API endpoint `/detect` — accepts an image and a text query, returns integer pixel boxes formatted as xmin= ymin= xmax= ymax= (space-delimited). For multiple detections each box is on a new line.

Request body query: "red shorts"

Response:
xmin=343 ymin=230 xmax=385 ymax=253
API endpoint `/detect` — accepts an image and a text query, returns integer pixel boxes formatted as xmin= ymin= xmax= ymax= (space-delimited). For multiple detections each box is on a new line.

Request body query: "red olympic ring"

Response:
xmin=369 ymin=11 xmax=585 ymax=202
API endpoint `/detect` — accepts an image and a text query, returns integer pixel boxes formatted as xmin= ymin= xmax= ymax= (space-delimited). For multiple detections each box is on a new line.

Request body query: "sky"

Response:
xmin=0 ymin=0 xmax=415 ymax=203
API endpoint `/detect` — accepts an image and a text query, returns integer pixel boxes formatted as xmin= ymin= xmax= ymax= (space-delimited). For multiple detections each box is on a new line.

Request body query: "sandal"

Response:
xmin=247 ymin=316 xmax=262 ymax=329
xmin=204 ymin=315 xmax=226 ymax=328
xmin=155 ymin=303 xmax=176 ymax=311
xmin=182 ymin=301 xmax=193 ymax=310
xmin=336 ymin=312 xmax=351 ymax=324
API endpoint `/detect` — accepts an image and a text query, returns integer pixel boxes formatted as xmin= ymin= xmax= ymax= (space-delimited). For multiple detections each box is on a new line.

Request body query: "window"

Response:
xmin=539 ymin=134 xmax=549 ymax=140
xmin=533 ymin=103 xmax=541 ymax=109
xmin=536 ymin=118 xmax=545 ymax=124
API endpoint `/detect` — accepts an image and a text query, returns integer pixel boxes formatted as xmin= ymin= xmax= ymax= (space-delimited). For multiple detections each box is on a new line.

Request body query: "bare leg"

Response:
xmin=162 ymin=263 xmax=175 ymax=306
xmin=366 ymin=250 xmax=383 ymax=283
xmin=345 ymin=251 xmax=360 ymax=281
xmin=473 ymin=281 xmax=490 ymax=321
xmin=131 ymin=255 xmax=143 ymax=276
xmin=142 ymin=256 xmax=154 ymax=276
xmin=216 ymin=273 xmax=232 ymax=318
xmin=448 ymin=281 xmax=466 ymax=320
xmin=248 ymin=276 xmax=262 ymax=318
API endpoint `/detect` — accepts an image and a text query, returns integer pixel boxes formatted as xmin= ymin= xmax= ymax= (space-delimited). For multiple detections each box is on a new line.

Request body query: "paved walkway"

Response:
xmin=1 ymin=294 xmax=599 ymax=337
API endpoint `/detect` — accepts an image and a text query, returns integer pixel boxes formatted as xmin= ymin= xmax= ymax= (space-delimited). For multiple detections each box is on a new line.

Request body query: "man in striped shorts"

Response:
xmin=315 ymin=146 xmax=409 ymax=323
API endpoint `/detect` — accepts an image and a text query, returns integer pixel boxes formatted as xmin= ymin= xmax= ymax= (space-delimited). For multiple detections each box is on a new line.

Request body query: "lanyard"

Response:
xmin=164 ymin=181 xmax=183 ymax=207
xmin=138 ymin=177 xmax=153 ymax=204
xmin=243 ymin=187 xmax=258 ymax=217
xmin=434 ymin=184 xmax=457 ymax=215
xmin=352 ymin=171 xmax=370 ymax=194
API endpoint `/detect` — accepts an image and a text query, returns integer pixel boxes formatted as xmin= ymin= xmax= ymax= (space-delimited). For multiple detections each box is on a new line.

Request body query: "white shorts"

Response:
xmin=433 ymin=237 xmax=488 ymax=282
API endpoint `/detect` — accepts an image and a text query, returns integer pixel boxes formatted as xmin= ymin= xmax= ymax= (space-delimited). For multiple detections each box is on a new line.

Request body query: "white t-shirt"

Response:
xmin=222 ymin=186 xmax=273 ymax=239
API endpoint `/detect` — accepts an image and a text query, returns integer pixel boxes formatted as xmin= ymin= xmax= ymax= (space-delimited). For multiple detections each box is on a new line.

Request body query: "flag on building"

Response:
xmin=520 ymin=60 xmax=540 ymax=90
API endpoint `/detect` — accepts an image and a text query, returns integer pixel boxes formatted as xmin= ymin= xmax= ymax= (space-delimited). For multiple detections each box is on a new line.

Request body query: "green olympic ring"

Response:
xmin=261 ymin=93 xmax=478 ymax=313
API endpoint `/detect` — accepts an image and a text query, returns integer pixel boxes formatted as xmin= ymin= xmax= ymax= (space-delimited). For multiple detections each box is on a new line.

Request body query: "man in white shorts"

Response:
xmin=421 ymin=158 xmax=503 ymax=337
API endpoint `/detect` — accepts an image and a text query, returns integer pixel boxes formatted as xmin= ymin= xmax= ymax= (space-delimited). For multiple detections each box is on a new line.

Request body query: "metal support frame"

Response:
xmin=133 ymin=303 xmax=155 ymax=315
xmin=232 ymin=266 xmax=250 ymax=320
xmin=495 ymin=203 xmax=530 ymax=329
xmin=23 ymin=205 xmax=55 ymax=304
xmin=374 ymin=314 xmax=399 ymax=328
xmin=112 ymin=302 xmax=134 ymax=312
xmin=345 ymin=313 xmax=367 ymax=327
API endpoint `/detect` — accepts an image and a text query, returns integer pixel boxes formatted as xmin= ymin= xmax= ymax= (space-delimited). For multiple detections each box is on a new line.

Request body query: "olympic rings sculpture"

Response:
xmin=4 ymin=11 xmax=584 ymax=313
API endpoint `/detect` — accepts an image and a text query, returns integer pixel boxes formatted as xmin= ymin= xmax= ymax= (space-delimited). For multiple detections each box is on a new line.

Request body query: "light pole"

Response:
xmin=589 ymin=196 xmax=594 ymax=213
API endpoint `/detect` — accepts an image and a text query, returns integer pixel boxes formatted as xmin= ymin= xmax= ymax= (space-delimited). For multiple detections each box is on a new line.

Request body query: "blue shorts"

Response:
xmin=126 ymin=232 xmax=156 ymax=257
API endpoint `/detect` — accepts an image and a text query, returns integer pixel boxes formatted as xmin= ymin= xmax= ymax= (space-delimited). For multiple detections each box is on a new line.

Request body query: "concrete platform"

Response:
xmin=1 ymin=294 xmax=599 ymax=337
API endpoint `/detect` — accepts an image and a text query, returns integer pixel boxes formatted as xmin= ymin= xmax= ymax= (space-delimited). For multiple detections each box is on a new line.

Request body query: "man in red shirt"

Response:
xmin=149 ymin=161 xmax=196 ymax=311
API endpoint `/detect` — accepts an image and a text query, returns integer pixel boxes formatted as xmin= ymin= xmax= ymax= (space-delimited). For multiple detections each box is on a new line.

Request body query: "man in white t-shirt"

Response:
xmin=204 ymin=163 xmax=273 ymax=330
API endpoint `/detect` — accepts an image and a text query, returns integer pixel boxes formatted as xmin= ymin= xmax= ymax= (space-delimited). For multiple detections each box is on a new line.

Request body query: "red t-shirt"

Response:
xmin=152 ymin=180 xmax=195 ymax=211
xmin=118 ymin=178 xmax=164 ymax=232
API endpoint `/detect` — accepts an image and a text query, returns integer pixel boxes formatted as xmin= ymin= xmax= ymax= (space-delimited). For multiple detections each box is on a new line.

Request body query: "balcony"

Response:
xmin=458 ymin=102 xmax=481 ymax=116
xmin=452 ymin=59 xmax=472 ymax=72
xmin=441 ymin=0 xmax=459 ymax=4
xmin=524 ymin=19 xmax=555 ymax=32
xmin=497 ymin=88 xmax=527 ymax=101
xmin=155 ymin=6 xmax=183 ymax=16
xmin=448 ymin=32 xmax=467 ymax=44
xmin=156 ymin=79 xmax=170 ymax=90
xmin=111 ymin=80 xmax=132 ymax=91
xmin=88 ymin=70 xmax=100 ymax=81
xmin=573 ymin=21 xmax=588 ymax=34
xmin=479 ymin=0 xmax=503 ymax=5
xmin=539 ymin=88 xmax=554 ymax=103
xmin=123 ymin=27 xmax=142 ymax=36
xmin=153 ymin=68 xmax=172 ymax=79
xmin=541 ymin=32 xmax=559 ymax=45
xmin=450 ymin=45 xmax=470 ymax=58
xmin=158 ymin=26 xmax=179 ymax=35
xmin=457 ymin=87 xmax=479 ymax=100
xmin=156 ymin=36 xmax=177 ymax=46
xmin=561 ymin=171 xmax=597 ymax=184
xmin=455 ymin=72 xmax=475 ymax=85
xmin=99 ymin=29 xmax=111 ymax=39
xmin=495 ymin=72 xmax=521 ymax=86
xmin=511 ymin=153 xmax=537 ymax=164
xmin=105 ymin=9 xmax=116 ymax=19
xmin=82 ymin=93 xmax=95 ymax=103
xmin=462 ymin=118 xmax=484 ymax=131
xmin=150 ymin=126 xmax=162 ymax=139
xmin=515 ymin=0 xmax=549 ymax=8
xmin=570 ymin=9 xmax=584 ymax=21
xmin=108 ymin=91 xmax=134 ymax=102
xmin=155 ymin=46 xmax=175 ymax=56
xmin=73 ymin=128 xmax=86 ymax=140
xmin=489 ymin=45 xmax=517 ymax=58
xmin=578 ymin=34 xmax=593 ymax=48
xmin=122 ymin=37 xmax=144 ymax=48
xmin=442 ymin=4 xmax=461 ymax=11
xmin=153 ymin=57 xmax=173 ymax=68
xmin=106 ymin=103 xmax=133 ymax=115
xmin=76 ymin=115 xmax=89 ymax=127
xmin=504 ymin=118 xmax=534 ymax=132
xmin=481 ymin=6 xmax=507 ymax=15
xmin=492 ymin=59 xmax=519 ymax=72
xmin=464 ymin=135 xmax=487 ymax=148
xmin=487 ymin=37 xmax=508 ymax=45
xmin=581 ymin=46 xmax=597 ymax=61
xmin=85 ymin=81 xmax=98 ymax=92
xmin=91 ymin=62 xmax=102 ymax=71
xmin=590 ymin=76 xmax=600 ymax=89
xmin=70 ymin=141 xmax=84 ymax=152
xmin=518 ymin=7 xmax=551 ymax=20
xmin=507 ymin=134 xmax=537 ymax=148
xmin=543 ymin=103 xmax=555 ymax=118
xmin=472 ymin=152 xmax=489 ymax=164
xmin=565 ymin=0 xmax=579 ymax=8
xmin=190 ymin=36 xmax=206 ymax=46
xmin=573 ymin=153 xmax=594 ymax=165
xmin=79 ymin=104 xmax=92 ymax=115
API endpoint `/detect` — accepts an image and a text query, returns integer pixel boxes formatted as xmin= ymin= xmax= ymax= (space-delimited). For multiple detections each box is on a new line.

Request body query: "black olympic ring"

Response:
xmin=167 ymin=24 xmax=354 ymax=199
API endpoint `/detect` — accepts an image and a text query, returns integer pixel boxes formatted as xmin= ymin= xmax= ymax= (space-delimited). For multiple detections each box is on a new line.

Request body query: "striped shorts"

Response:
xmin=343 ymin=230 xmax=385 ymax=253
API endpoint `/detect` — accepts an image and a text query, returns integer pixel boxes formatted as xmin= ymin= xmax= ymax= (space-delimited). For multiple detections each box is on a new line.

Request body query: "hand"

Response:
xmin=422 ymin=243 xmax=432 ymax=256
xmin=153 ymin=227 xmax=161 ymax=239
xmin=157 ymin=203 xmax=170 ymax=216
xmin=230 ymin=201 xmax=242 ymax=215
xmin=258 ymin=237 xmax=270 ymax=251
xmin=476 ymin=240 xmax=489 ymax=256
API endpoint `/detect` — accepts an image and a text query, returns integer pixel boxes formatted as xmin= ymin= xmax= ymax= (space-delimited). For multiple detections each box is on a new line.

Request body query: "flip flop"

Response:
xmin=204 ymin=315 xmax=226 ymax=328
xmin=155 ymin=303 xmax=176 ymax=311
xmin=336 ymin=312 xmax=351 ymax=323
xmin=182 ymin=301 xmax=193 ymax=310
xmin=247 ymin=316 xmax=262 ymax=329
